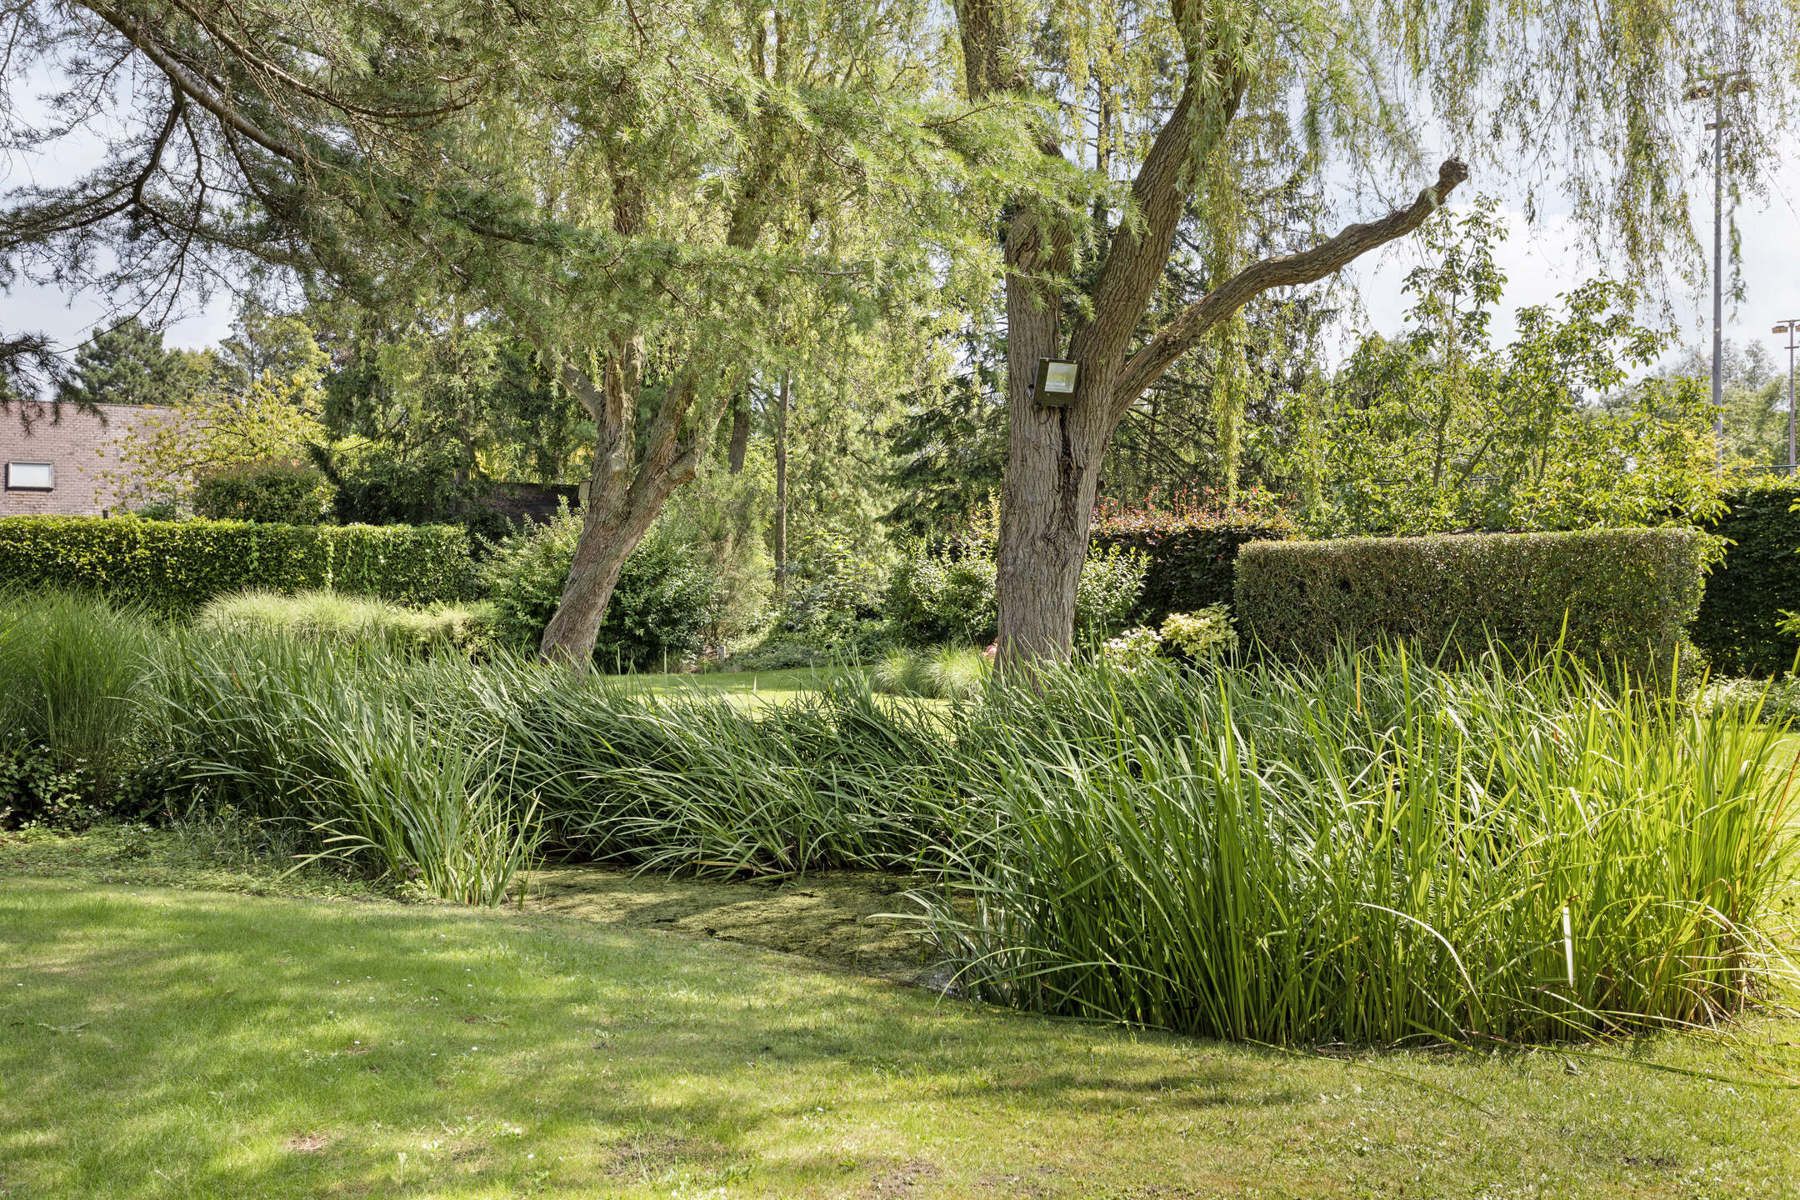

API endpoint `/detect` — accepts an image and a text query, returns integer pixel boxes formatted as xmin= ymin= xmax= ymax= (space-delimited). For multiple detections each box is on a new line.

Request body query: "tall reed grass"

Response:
xmin=0 ymin=590 xmax=161 ymax=810
xmin=921 ymin=653 xmax=1798 ymax=1043
xmin=147 ymin=632 xmax=539 ymax=904
xmin=7 ymin=591 xmax=1795 ymax=1044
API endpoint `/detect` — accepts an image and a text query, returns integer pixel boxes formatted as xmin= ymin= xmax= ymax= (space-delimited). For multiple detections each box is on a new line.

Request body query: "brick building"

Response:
xmin=1 ymin=402 xmax=178 ymax=517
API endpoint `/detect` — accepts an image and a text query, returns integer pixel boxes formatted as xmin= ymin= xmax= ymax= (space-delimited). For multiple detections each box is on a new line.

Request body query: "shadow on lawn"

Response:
xmin=2 ymin=880 xmax=1321 ymax=1199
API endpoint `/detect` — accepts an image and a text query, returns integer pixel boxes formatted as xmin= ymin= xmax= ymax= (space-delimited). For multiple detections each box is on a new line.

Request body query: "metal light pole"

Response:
xmin=1775 ymin=320 xmax=1799 ymax=472
xmin=1686 ymin=69 xmax=1752 ymax=468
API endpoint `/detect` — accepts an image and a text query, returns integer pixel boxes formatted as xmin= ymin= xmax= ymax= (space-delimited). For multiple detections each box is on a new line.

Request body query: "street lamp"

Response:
xmin=1775 ymin=320 xmax=1799 ymax=472
xmin=1685 ymin=68 xmax=1753 ymax=468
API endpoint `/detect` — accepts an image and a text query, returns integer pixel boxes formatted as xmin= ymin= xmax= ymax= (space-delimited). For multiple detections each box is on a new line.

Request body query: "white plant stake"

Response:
xmin=1562 ymin=904 xmax=1577 ymax=990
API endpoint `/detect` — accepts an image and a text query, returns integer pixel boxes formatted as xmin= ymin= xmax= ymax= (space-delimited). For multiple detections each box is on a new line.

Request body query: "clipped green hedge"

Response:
xmin=1692 ymin=481 xmax=1800 ymax=676
xmin=1090 ymin=510 xmax=1295 ymax=622
xmin=0 ymin=516 xmax=472 ymax=615
xmin=1235 ymin=528 xmax=1708 ymax=673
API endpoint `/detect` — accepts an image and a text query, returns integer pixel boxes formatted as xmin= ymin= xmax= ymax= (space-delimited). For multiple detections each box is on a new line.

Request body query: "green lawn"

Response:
xmin=618 ymin=666 xmax=866 ymax=708
xmin=4 ymin=832 xmax=1800 ymax=1198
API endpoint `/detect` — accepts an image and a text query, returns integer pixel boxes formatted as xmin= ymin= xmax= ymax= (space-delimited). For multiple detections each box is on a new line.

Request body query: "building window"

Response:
xmin=5 ymin=462 xmax=54 ymax=491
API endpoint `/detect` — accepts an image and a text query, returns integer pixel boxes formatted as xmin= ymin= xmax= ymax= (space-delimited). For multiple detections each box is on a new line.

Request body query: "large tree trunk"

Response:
xmin=727 ymin=390 xmax=752 ymax=474
xmin=952 ymin=1 xmax=1465 ymax=668
xmin=994 ymin=404 xmax=1109 ymax=658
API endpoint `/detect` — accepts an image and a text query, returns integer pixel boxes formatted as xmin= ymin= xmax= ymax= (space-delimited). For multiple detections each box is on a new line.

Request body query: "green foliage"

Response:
xmin=1234 ymin=529 xmax=1709 ymax=678
xmin=1160 ymin=605 xmax=1238 ymax=664
xmin=54 ymin=318 xmax=196 ymax=411
xmin=1690 ymin=481 xmax=1800 ymax=677
xmin=477 ymin=505 xmax=721 ymax=671
xmin=148 ymin=634 xmax=539 ymax=905
xmin=196 ymin=591 xmax=495 ymax=659
xmin=887 ymin=518 xmax=1149 ymax=648
xmin=884 ymin=548 xmax=996 ymax=647
xmin=1089 ymin=494 xmax=1294 ymax=623
xmin=0 ymin=516 xmax=472 ymax=616
xmin=918 ymin=652 xmax=1795 ymax=1044
xmin=882 ymin=334 xmax=1006 ymax=537
xmin=311 ymin=440 xmax=483 ymax=529
xmin=43 ymin=595 xmax=1792 ymax=1041
xmin=1310 ymin=206 xmax=1726 ymax=535
xmin=1073 ymin=544 xmax=1151 ymax=642
xmin=320 ymin=316 xmax=588 ymax=488
xmin=870 ymin=645 xmax=990 ymax=700
xmin=0 ymin=591 xmax=168 ymax=828
xmin=773 ymin=525 xmax=893 ymax=651
xmin=190 ymin=460 xmax=332 ymax=524
xmin=1098 ymin=625 xmax=1163 ymax=671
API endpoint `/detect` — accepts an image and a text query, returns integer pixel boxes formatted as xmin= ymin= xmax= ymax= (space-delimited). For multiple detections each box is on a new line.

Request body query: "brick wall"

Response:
xmin=0 ymin=402 xmax=181 ymax=517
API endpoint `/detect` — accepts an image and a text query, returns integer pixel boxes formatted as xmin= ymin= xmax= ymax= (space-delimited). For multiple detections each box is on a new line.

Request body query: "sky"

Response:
xmin=5 ymin=119 xmax=1800 ymax=380
xmin=1340 ymin=154 xmax=1800 ymax=376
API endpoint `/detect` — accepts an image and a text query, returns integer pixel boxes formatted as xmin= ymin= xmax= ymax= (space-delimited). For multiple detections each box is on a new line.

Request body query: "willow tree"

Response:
xmin=951 ymin=0 xmax=1800 ymax=661
xmin=0 ymin=0 xmax=1012 ymax=664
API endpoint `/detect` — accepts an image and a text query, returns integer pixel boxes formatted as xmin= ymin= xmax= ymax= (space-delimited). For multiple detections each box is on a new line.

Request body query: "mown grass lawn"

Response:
xmin=618 ymin=666 xmax=867 ymax=709
xmin=4 ymin=833 xmax=1800 ymax=1199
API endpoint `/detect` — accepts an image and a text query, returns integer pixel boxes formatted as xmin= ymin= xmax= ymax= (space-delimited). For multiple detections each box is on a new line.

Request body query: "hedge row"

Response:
xmin=1234 ymin=528 xmax=1708 ymax=675
xmin=1090 ymin=509 xmax=1295 ymax=622
xmin=1692 ymin=481 xmax=1800 ymax=676
xmin=0 ymin=516 xmax=472 ymax=615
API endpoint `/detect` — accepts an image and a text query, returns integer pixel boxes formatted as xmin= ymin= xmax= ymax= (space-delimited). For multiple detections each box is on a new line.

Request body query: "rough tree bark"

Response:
xmin=727 ymin=390 xmax=752 ymax=474
xmin=538 ymin=347 xmax=709 ymax=665
xmin=954 ymin=0 xmax=1469 ymax=663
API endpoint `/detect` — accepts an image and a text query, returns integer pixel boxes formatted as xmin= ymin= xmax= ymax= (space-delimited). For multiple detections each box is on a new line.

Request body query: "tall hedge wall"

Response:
xmin=1691 ymin=481 xmax=1800 ymax=676
xmin=0 ymin=516 xmax=472 ymax=615
xmin=1090 ymin=510 xmax=1295 ymax=622
xmin=1235 ymin=528 xmax=1708 ymax=673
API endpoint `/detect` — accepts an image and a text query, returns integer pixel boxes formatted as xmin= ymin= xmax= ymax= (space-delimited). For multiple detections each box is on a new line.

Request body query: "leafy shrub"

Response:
xmin=0 ymin=516 xmax=472 ymax=615
xmin=1090 ymin=492 xmax=1295 ymax=623
xmin=1235 ymin=528 xmax=1709 ymax=677
xmin=477 ymin=504 xmax=720 ymax=671
xmin=726 ymin=622 xmax=891 ymax=670
xmin=1691 ymin=480 xmax=1800 ymax=676
xmin=196 ymin=591 xmax=495 ymax=658
xmin=886 ymin=539 xmax=1148 ymax=647
xmin=1073 ymin=544 xmax=1149 ymax=641
xmin=1707 ymin=674 xmax=1800 ymax=726
xmin=775 ymin=526 xmax=892 ymax=644
xmin=885 ymin=549 xmax=995 ymax=646
xmin=312 ymin=441 xmax=478 ymax=527
xmin=1160 ymin=605 xmax=1237 ymax=664
xmin=190 ymin=460 xmax=332 ymax=524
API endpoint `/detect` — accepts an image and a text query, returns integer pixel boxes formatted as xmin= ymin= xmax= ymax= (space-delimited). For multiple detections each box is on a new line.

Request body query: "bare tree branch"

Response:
xmin=1110 ymin=157 xmax=1470 ymax=415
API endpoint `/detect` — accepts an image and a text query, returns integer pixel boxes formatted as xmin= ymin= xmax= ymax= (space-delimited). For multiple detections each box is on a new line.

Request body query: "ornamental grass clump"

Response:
xmin=147 ymin=633 xmax=539 ymax=904
xmin=921 ymin=650 xmax=1799 ymax=1045
xmin=0 ymin=590 xmax=166 ymax=824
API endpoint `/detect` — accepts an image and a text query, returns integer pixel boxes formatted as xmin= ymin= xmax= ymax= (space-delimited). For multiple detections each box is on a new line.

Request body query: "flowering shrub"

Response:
xmin=1101 ymin=625 xmax=1163 ymax=671
xmin=1161 ymin=605 xmax=1237 ymax=664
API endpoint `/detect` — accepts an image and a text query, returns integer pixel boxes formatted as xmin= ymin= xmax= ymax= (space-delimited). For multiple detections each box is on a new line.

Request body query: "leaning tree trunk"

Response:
xmin=537 ymin=493 xmax=663 ymax=668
